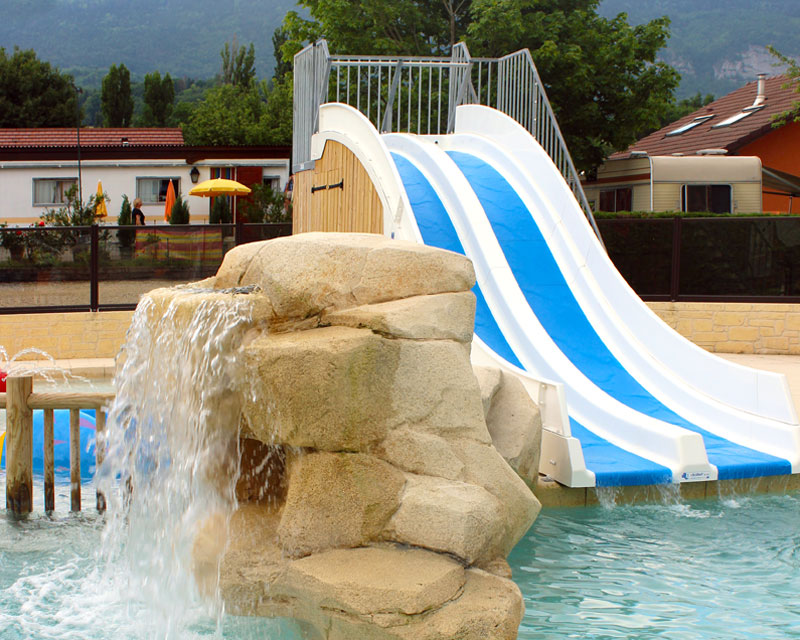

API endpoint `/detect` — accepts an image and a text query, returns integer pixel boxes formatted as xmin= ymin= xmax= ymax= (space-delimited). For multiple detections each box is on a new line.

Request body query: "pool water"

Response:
xmin=3 ymin=478 xmax=799 ymax=639
xmin=510 ymin=491 xmax=800 ymax=639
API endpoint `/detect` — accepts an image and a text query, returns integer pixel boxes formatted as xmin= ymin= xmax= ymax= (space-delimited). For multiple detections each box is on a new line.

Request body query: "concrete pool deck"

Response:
xmin=5 ymin=353 xmax=800 ymax=506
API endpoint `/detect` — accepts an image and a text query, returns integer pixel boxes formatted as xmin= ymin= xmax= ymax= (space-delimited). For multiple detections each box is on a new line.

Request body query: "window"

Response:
xmin=263 ymin=175 xmax=281 ymax=191
xmin=598 ymin=187 xmax=632 ymax=212
xmin=665 ymin=115 xmax=715 ymax=137
xmin=682 ymin=184 xmax=732 ymax=213
xmin=137 ymin=177 xmax=180 ymax=204
xmin=711 ymin=105 xmax=764 ymax=129
xmin=33 ymin=178 xmax=78 ymax=205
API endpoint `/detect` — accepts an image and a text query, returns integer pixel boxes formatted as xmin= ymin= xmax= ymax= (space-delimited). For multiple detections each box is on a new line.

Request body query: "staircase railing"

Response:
xmin=293 ymin=39 xmax=602 ymax=243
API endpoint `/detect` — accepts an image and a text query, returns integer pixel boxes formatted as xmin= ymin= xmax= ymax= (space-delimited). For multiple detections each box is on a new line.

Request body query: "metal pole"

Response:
xmin=74 ymin=85 xmax=83 ymax=205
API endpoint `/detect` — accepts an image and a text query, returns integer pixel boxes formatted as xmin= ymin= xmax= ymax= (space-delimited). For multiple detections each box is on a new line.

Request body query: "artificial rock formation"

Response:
xmin=148 ymin=233 xmax=541 ymax=639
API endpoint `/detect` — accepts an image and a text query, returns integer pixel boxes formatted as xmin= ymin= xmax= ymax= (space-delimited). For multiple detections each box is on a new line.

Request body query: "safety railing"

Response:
xmin=293 ymin=39 xmax=602 ymax=241
xmin=2 ymin=375 xmax=115 ymax=515
xmin=0 ymin=222 xmax=292 ymax=314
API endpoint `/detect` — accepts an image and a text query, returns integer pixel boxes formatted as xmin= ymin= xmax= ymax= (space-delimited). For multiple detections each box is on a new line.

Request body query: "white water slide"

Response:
xmin=314 ymin=102 xmax=800 ymax=487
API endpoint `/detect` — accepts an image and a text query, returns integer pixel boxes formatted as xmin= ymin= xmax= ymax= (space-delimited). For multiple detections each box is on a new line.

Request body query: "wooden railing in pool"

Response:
xmin=2 ymin=375 xmax=115 ymax=516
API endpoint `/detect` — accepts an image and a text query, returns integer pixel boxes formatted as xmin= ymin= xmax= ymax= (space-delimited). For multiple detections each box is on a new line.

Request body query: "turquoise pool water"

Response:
xmin=3 ymin=477 xmax=799 ymax=639
xmin=511 ymin=492 xmax=800 ymax=639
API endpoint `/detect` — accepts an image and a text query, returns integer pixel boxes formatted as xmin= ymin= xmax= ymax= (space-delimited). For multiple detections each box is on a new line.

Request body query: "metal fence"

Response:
xmin=0 ymin=222 xmax=292 ymax=313
xmin=293 ymin=39 xmax=601 ymax=240
xmin=598 ymin=216 xmax=800 ymax=301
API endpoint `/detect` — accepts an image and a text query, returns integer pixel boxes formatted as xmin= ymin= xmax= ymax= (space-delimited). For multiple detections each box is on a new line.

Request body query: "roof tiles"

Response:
xmin=610 ymin=75 xmax=798 ymax=159
xmin=0 ymin=128 xmax=184 ymax=148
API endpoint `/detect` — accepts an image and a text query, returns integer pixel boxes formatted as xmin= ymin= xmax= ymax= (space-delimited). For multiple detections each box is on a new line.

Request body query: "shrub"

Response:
xmin=238 ymin=183 xmax=291 ymax=223
xmin=169 ymin=193 xmax=191 ymax=224
xmin=117 ymin=194 xmax=135 ymax=250
xmin=209 ymin=197 xmax=231 ymax=224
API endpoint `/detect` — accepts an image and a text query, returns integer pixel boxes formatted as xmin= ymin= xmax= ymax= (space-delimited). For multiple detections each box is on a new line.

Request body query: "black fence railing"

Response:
xmin=0 ymin=222 xmax=292 ymax=313
xmin=598 ymin=216 xmax=800 ymax=302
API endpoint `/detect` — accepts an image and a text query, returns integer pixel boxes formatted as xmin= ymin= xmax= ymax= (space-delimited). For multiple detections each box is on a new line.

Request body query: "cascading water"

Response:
xmin=95 ymin=288 xmax=254 ymax=636
xmin=0 ymin=286 xmax=301 ymax=639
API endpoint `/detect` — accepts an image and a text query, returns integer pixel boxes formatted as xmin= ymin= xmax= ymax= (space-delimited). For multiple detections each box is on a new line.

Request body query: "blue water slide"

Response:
xmin=1 ymin=409 xmax=98 ymax=478
xmin=444 ymin=149 xmax=790 ymax=481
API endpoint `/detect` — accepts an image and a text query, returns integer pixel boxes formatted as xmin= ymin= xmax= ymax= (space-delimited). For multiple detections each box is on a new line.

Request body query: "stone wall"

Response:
xmin=647 ymin=302 xmax=800 ymax=355
xmin=0 ymin=310 xmax=133 ymax=360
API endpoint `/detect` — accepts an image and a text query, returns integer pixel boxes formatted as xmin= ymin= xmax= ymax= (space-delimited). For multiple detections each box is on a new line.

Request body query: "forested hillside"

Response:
xmin=599 ymin=0 xmax=800 ymax=98
xmin=0 ymin=0 xmax=296 ymax=84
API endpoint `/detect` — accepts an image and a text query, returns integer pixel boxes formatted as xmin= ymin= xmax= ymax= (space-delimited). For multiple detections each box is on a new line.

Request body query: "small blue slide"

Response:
xmin=1 ymin=409 xmax=98 ymax=478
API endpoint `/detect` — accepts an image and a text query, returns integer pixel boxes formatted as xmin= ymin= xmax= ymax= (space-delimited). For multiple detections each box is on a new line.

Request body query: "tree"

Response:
xmin=768 ymin=46 xmax=800 ymax=126
xmin=142 ymin=71 xmax=175 ymax=126
xmin=281 ymin=0 xmax=472 ymax=58
xmin=182 ymin=76 xmax=292 ymax=146
xmin=169 ymin=193 xmax=190 ymax=224
xmin=271 ymin=26 xmax=293 ymax=80
xmin=0 ymin=46 xmax=79 ymax=127
xmin=282 ymin=0 xmax=679 ymax=172
xmin=101 ymin=64 xmax=134 ymax=127
xmin=209 ymin=197 xmax=231 ymax=224
xmin=221 ymin=39 xmax=256 ymax=88
xmin=467 ymin=0 xmax=680 ymax=170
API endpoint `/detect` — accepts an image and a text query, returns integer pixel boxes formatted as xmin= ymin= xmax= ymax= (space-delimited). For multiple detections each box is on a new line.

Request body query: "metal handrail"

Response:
xmin=293 ymin=39 xmax=603 ymax=243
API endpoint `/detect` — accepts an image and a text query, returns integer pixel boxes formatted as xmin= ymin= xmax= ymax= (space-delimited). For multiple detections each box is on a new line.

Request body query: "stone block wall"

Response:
xmin=0 ymin=311 xmax=133 ymax=360
xmin=647 ymin=302 xmax=800 ymax=355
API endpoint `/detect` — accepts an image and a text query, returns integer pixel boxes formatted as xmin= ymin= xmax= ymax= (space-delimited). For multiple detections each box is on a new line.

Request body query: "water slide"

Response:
xmin=314 ymin=103 xmax=800 ymax=487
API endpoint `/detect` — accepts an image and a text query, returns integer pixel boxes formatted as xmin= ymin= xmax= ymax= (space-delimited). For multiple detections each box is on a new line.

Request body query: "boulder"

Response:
xmin=475 ymin=367 xmax=543 ymax=485
xmin=277 ymin=452 xmax=405 ymax=557
xmin=215 ymin=233 xmax=475 ymax=323
xmin=386 ymin=474 xmax=505 ymax=564
xmin=323 ymin=291 xmax=476 ymax=343
xmin=375 ymin=427 xmax=464 ymax=480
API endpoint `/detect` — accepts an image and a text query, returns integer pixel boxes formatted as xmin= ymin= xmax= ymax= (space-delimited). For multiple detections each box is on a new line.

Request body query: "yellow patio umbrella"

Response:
xmin=163 ymin=179 xmax=176 ymax=222
xmin=95 ymin=180 xmax=108 ymax=219
xmin=188 ymin=178 xmax=252 ymax=197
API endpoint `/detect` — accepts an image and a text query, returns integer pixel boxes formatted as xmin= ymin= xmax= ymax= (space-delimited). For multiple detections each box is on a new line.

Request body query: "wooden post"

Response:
xmin=95 ymin=409 xmax=106 ymax=513
xmin=44 ymin=408 xmax=55 ymax=513
xmin=70 ymin=408 xmax=81 ymax=512
xmin=6 ymin=376 xmax=33 ymax=515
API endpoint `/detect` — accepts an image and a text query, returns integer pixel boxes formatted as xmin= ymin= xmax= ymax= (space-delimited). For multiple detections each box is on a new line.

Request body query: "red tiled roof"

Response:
xmin=0 ymin=128 xmax=184 ymax=148
xmin=610 ymin=75 xmax=798 ymax=159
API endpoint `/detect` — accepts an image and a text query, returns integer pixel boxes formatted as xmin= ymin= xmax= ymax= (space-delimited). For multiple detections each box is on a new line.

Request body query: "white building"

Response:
xmin=0 ymin=128 xmax=291 ymax=225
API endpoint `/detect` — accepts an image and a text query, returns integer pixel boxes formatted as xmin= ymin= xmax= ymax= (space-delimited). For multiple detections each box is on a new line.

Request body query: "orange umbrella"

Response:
xmin=164 ymin=180 xmax=176 ymax=222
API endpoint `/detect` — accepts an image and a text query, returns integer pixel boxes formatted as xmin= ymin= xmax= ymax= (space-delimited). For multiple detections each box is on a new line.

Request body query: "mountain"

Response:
xmin=0 ymin=0 xmax=298 ymax=85
xmin=1 ymin=0 xmax=798 ymax=100
xmin=599 ymin=0 xmax=800 ymax=99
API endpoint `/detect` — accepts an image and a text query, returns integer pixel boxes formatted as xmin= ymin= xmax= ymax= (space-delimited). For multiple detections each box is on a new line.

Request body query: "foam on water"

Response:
xmin=1 ymin=288 xmax=304 ymax=639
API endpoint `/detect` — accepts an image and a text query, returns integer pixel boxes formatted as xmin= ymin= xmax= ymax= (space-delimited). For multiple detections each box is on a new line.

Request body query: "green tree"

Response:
xmin=239 ymin=183 xmax=291 ymax=223
xmin=116 ymin=194 xmax=136 ymax=252
xmin=271 ymin=26 xmax=293 ymax=80
xmin=142 ymin=71 xmax=175 ymax=126
xmin=221 ymin=39 xmax=256 ymax=87
xmin=281 ymin=0 xmax=471 ymax=57
xmin=768 ymin=46 xmax=800 ymax=126
xmin=101 ymin=63 xmax=134 ymax=127
xmin=182 ymin=79 xmax=291 ymax=146
xmin=0 ymin=46 xmax=79 ymax=127
xmin=209 ymin=197 xmax=231 ymax=224
xmin=169 ymin=193 xmax=190 ymax=224
xmin=467 ymin=0 xmax=680 ymax=171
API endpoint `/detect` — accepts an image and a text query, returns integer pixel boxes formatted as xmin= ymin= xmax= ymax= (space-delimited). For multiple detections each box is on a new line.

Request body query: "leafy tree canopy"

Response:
xmin=101 ymin=63 xmax=134 ymax=127
xmin=467 ymin=0 xmax=679 ymax=170
xmin=0 ymin=46 xmax=79 ymax=127
xmin=768 ymin=46 xmax=800 ymax=126
xmin=281 ymin=0 xmax=472 ymax=59
xmin=281 ymin=0 xmax=679 ymax=171
xmin=221 ymin=39 xmax=256 ymax=88
xmin=142 ymin=71 xmax=175 ymax=126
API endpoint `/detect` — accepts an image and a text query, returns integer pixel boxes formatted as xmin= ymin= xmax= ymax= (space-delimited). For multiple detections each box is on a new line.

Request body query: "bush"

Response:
xmin=238 ymin=183 xmax=291 ymax=223
xmin=168 ymin=193 xmax=191 ymax=224
xmin=117 ymin=194 xmax=135 ymax=249
xmin=209 ymin=197 xmax=231 ymax=224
